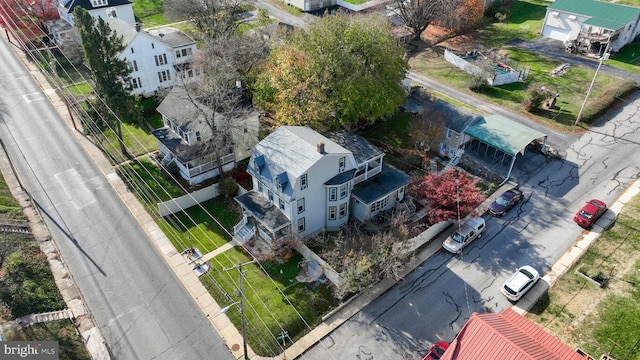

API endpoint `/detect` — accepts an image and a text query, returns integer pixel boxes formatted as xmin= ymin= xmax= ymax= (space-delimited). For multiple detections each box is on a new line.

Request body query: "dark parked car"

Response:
xmin=574 ymin=199 xmax=607 ymax=228
xmin=489 ymin=187 xmax=524 ymax=216
xmin=421 ymin=341 xmax=449 ymax=360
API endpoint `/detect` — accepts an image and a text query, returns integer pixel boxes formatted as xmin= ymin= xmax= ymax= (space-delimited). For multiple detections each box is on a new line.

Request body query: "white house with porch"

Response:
xmin=152 ymin=86 xmax=260 ymax=185
xmin=233 ymin=126 xmax=412 ymax=244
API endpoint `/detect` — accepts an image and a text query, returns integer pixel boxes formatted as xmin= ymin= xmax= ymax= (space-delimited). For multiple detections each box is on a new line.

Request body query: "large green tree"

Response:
xmin=74 ymin=7 xmax=140 ymax=156
xmin=252 ymin=11 xmax=408 ymax=131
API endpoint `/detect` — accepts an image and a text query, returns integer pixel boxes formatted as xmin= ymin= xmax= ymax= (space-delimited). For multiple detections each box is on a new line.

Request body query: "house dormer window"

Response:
xmin=446 ymin=129 xmax=452 ymax=139
xmin=253 ymin=155 xmax=265 ymax=173
xmin=339 ymin=157 xmax=345 ymax=172
xmin=91 ymin=0 xmax=107 ymax=7
xmin=276 ymin=173 xmax=288 ymax=192
xmin=300 ymin=174 xmax=308 ymax=190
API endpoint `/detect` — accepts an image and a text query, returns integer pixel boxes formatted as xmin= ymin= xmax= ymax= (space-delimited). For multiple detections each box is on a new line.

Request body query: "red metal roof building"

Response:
xmin=440 ymin=308 xmax=589 ymax=360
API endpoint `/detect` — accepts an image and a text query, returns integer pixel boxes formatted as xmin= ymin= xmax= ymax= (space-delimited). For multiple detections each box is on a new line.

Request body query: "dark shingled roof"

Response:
xmin=325 ymin=169 xmax=356 ymax=186
xmin=61 ymin=0 xmax=132 ymax=13
xmin=151 ymin=128 xmax=206 ymax=163
xmin=351 ymin=164 xmax=410 ymax=205
xmin=327 ymin=130 xmax=383 ymax=165
xmin=234 ymin=191 xmax=291 ymax=232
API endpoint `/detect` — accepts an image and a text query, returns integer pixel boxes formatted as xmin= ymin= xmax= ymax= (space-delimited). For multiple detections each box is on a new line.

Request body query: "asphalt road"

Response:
xmin=300 ymin=65 xmax=640 ymax=360
xmin=0 ymin=37 xmax=234 ymax=359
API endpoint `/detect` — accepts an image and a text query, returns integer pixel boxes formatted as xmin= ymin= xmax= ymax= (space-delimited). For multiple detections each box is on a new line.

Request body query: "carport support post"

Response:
xmin=575 ymin=39 xmax=610 ymax=126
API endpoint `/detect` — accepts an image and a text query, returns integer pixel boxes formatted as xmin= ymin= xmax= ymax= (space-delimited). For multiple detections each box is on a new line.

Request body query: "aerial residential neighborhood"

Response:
xmin=0 ymin=0 xmax=639 ymax=359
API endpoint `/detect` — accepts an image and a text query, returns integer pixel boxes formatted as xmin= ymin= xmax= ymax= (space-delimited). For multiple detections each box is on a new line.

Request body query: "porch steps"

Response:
xmin=235 ymin=224 xmax=254 ymax=242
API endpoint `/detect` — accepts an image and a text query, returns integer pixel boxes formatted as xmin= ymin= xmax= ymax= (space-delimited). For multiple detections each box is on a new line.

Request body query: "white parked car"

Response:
xmin=442 ymin=217 xmax=486 ymax=253
xmin=500 ymin=265 xmax=540 ymax=302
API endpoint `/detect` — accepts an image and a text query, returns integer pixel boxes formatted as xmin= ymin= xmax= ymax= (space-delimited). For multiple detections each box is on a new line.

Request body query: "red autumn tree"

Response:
xmin=0 ymin=0 xmax=57 ymax=44
xmin=409 ymin=168 xmax=485 ymax=224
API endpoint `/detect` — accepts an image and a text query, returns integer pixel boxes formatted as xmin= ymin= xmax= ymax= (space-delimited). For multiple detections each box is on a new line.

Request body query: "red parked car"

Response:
xmin=421 ymin=341 xmax=449 ymax=360
xmin=573 ymin=199 xmax=607 ymax=228
xmin=489 ymin=187 xmax=524 ymax=216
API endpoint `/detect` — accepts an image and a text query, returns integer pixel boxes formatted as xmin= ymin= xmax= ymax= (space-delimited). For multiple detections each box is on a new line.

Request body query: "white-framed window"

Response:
xmin=130 ymin=77 xmax=142 ymax=89
xmin=91 ymin=0 xmax=107 ymax=6
xmin=151 ymin=43 xmax=155 ymax=49
xmin=371 ymin=197 xmax=389 ymax=213
xmin=298 ymin=217 xmax=305 ymax=232
xmin=297 ymin=198 xmax=305 ymax=213
xmin=158 ymin=70 xmax=171 ymax=82
xmin=129 ymin=60 xmax=138 ymax=72
xmin=181 ymin=48 xmax=192 ymax=57
xmin=279 ymin=198 xmax=285 ymax=210
xmin=268 ymin=190 xmax=273 ymax=202
xmin=300 ymin=174 xmax=308 ymax=190
xmin=340 ymin=185 xmax=347 ymax=199
xmin=339 ymin=157 xmax=345 ymax=172
xmin=339 ymin=203 xmax=347 ymax=218
xmin=329 ymin=188 xmax=337 ymax=201
xmin=329 ymin=206 xmax=336 ymax=220
xmin=446 ymin=129 xmax=452 ymax=139
xmin=155 ymin=54 xmax=168 ymax=66
xmin=130 ymin=47 xmax=135 ymax=54
xmin=175 ymin=50 xmax=181 ymax=58
xmin=258 ymin=181 xmax=263 ymax=192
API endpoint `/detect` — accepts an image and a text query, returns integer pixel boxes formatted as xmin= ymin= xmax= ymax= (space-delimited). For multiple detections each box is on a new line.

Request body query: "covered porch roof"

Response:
xmin=234 ymin=191 xmax=290 ymax=233
xmin=351 ymin=164 xmax=410 ymax=205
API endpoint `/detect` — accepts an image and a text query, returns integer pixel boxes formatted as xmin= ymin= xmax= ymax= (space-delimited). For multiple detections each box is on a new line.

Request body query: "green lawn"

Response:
xmin=410 ymin=46 xmax=636 ymax=130
xmin=203 ymin=248 xmax=338 ymax=357
xmin=159 ymin=196 xmax=241 ymax=253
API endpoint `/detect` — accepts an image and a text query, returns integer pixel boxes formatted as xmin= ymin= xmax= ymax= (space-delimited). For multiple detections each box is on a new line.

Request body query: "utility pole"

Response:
xmin=223 ymin=259 xmax=257 ymax=360
xmin=575 ymin=38 xmax=611 ymax=126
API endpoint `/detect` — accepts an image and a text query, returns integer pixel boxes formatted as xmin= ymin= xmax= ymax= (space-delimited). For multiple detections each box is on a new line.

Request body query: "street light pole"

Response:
xmin=575 ymin=38 xmax=611 ymax=126
xmin=223 ymin=259 xmax=256 ymax=360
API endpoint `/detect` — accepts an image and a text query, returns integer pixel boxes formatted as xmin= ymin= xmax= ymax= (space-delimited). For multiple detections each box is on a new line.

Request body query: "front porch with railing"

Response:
xmin=233 ymin=213 xmax=291 ymax=245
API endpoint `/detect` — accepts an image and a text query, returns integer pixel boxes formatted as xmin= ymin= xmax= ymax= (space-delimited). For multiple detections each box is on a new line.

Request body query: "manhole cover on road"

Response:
xmin=231 ymin=344 xmax=240 ymax=351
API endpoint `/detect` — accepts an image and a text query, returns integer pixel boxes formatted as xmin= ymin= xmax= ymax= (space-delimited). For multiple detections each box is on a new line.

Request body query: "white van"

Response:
xmin=442 ymin=217 xmax=486 ymax=253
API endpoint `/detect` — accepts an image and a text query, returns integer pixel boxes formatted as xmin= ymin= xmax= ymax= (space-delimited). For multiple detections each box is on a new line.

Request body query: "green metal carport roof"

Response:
xmin=464 ymin=115 xmax=546 ymax=157
xmin=463 ymin=115 xmax=547 ymax=184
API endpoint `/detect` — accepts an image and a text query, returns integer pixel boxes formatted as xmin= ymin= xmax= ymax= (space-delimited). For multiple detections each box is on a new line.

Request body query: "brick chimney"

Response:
xmin=317 ymin=142 xmax=325 ymax=154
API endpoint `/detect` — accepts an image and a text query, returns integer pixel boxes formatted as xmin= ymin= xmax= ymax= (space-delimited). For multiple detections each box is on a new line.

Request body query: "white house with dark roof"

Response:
xmin=541 ymin=0 xmax=640 ymax=53
xmin=104 ymin=17 xmax=198 ymax=96
xmin=57 ymin=0 xmax=136 ymax=26
xmin=233 ymin=126 xmax=412 ymax=243
xmin=49 ymin=0 xmax=197 ymax=95
xmin=152 ymin=86 xmax=260 ymax=185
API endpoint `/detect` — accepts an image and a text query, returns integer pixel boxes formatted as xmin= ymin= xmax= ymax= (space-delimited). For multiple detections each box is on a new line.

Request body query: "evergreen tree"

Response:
xmin=74 ymin=7 xmax=140 ymax=156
